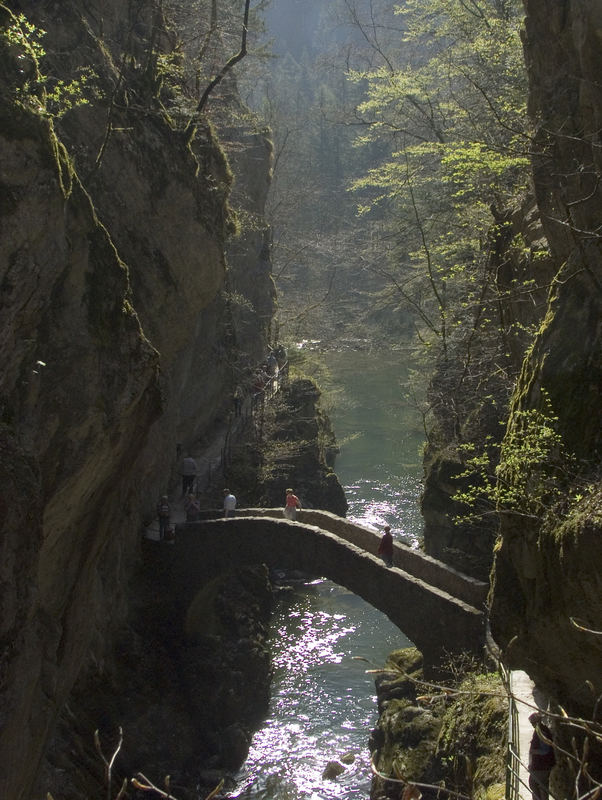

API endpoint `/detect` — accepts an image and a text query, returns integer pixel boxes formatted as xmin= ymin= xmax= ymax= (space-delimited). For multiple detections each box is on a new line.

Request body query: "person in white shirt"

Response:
xmin=223 ymin=489 xmax=237 ymax=517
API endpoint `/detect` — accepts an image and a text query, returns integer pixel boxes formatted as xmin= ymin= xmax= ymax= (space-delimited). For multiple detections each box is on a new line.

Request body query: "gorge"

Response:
xmin=1 ymin=1 xmax=601 ymax=799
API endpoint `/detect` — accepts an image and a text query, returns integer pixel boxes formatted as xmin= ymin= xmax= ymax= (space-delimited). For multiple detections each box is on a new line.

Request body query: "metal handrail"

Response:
xmin=501 ymin=662 xmax=521 ymax=800
xmin=501 ymin=664 xmax=539 ymax=800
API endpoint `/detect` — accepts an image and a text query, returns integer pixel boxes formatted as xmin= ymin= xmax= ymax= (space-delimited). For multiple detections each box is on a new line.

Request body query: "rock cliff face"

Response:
xmin=0 ymin=2 xmax=277 ymax=797
xmin=369 ymin=649 xmax=506 ymax=800
xmin=489 ymin=0 xmax=602 ymax=722
xmin=37 ymin=558 xmax=275 ymax=800
xmin=419 ymin=0 xmax=601 ymax=777
xmin=257 ymin=378 xmax=349 ymax=515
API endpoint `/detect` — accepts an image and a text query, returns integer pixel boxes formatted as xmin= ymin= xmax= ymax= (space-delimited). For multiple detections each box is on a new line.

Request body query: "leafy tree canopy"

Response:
xmin=343 ymin=0 xmax=530 ymax=355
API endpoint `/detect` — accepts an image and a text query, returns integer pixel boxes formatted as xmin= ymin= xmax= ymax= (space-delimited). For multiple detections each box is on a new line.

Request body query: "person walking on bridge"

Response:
xmin=378 ymin=525 xmax=394 ymax=567
xmin=284 ymin=488 xmax=301 ymax=521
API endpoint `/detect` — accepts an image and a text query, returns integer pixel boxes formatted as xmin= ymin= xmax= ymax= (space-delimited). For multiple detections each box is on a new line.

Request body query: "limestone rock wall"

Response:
xmin=489 ymin=0 xmax=602 ymax=722
xmin=225 ymin=126 xmax=277 ymax=364
xmin=0 ymin=105 xmax=161 ymax=800
xmin=417 ymin=0 xmax=602 ymax=756
xmin=256 ymin=378 xmax=349 ymax=515
xmin=0 ymin=2 xmax=275 ymax=797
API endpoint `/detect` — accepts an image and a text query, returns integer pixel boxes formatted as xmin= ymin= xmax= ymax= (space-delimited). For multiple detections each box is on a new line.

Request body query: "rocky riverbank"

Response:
xmin=370 ymin=648 xmax=507 ymax=800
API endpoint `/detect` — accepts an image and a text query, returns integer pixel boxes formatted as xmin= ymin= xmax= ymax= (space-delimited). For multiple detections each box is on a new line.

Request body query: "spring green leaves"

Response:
xmin=453 ymin=392 xmax=573 ymax=521
xmin=1 ymin=9 xmax=96 ymax=117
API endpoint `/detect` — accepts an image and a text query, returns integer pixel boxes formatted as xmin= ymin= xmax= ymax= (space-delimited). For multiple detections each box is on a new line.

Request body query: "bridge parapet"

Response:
xmin=217 ymin=508 xmax=488 ymax=610
xmin=172 ymin=516 xmax=487 ymax=674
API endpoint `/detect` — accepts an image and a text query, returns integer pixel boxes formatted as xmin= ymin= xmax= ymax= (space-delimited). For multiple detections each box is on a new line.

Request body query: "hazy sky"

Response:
xmin=264 ymin=0 xmax=325 ymax=59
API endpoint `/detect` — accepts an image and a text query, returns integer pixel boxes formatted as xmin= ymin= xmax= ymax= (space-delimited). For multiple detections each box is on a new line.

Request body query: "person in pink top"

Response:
xmin=284 ymin=488 xmax=301 ymax=520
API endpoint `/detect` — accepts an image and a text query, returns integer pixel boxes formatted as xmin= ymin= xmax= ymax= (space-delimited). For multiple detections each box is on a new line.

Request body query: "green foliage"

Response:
xmin=3 ymin=10 xmax=43 ymax=58
xmin=440 ymin=141 xmax=529 ymax=200
xmin=453 ymin=391 xmax=574 ymax=521
xmin=45 ymin=71 xmax=96 ymax=117
xmin=348 ymin=0 xmax=529 ymax=353
xmin=1 ymin=8 xmax=96 ymax=117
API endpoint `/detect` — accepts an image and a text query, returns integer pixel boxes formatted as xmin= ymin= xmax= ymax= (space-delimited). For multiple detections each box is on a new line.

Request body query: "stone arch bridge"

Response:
xmin=169 ymin=509 xmax=489 ymax=673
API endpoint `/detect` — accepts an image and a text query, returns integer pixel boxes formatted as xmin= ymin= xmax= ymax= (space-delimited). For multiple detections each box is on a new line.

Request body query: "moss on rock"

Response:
xmin=436 ymin=672 xmax=507 ymax=799
xmin=370 ymin=649 xmax=506 ymax=800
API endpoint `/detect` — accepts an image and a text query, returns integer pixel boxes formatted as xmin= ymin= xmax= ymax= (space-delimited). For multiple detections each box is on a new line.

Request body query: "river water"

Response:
xmin=231 ymin=349 xmax=424 ymax=800
xmin=320 ymin=349 xmax=425 ymax=546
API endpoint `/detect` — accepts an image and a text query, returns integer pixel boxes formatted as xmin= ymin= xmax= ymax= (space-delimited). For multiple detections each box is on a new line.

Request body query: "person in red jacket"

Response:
xmin=377 ymin=525 xmax=394 ymax=567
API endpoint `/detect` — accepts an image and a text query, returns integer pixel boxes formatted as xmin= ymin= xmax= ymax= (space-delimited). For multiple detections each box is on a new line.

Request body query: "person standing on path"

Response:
xmin=233 ymin=385 xmax=244 ymax=417
xmin=184 ymin=493 xmax=201 ymax=522
xmin=156 ymin=495 xmax=171 ymax=541
xmin=528 ymin=712 xmax=556 ymax=800
xmin=223 ymin=489 xmax=237 ymax=518
xmin=284 ymin=488 xmax=301 ymax=521
xmin=377 ymin=525 xmax=394 ymax=567
xmin=181 ymin=455 xmax=197 ymax=496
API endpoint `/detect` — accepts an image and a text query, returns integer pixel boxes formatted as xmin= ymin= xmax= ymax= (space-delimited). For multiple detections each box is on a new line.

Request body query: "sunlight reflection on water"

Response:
xmin=232 ymin=580 xmax=411 ymax=800
xmin=230 ymin=349 xmax=422 ymax=800
xmin=343 ymin=473 xmax=423 ymax=547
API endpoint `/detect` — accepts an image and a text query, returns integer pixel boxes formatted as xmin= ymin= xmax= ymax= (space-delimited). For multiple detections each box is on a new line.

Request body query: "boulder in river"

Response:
xmin=322 ymin=760 xmax=346 ymax=779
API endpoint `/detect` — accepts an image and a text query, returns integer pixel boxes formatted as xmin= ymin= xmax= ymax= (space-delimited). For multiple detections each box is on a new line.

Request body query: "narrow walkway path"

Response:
xmin=509 ymin=670 xmax=554 ymax=800
xmin=144 ymin=497 xmax=188 ymax=540
xmin=511 ymin=670 xmax=536 ymax=799
xmin=146 ymin=355 xmax=290 ymax=540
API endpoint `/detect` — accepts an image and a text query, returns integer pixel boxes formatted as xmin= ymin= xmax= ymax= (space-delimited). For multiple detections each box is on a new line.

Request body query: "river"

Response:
xmin=231 ymin=348 xmax=424 ymax=800
xmin=320 ymin=348 xmax=425 ymax=546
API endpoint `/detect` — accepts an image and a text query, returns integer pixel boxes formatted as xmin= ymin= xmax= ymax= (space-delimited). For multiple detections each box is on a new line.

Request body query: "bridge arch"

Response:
xmin=170 ymin=516 xmax=486 ymax=673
